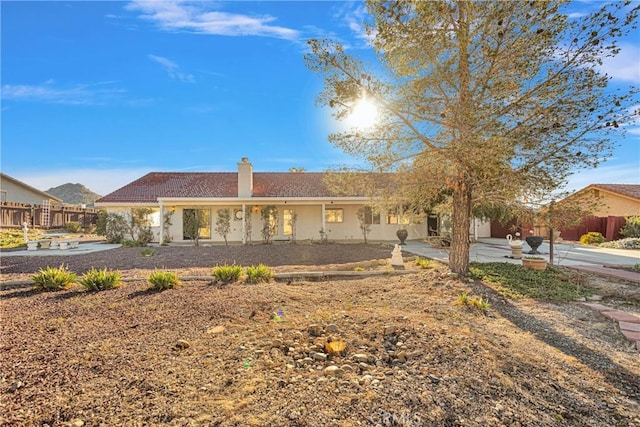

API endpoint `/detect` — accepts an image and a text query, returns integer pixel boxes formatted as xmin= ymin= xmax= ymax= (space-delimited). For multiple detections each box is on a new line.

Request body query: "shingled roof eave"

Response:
xmin=95 ymin=195 xmax=371 ymax=206
xmin=589 ymin=184 xmax=640 ymax=201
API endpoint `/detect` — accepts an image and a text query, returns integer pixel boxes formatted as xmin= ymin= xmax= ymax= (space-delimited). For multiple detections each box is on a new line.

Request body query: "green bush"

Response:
xmin=96 ymin=210 xmax=108 ymax=236
xmin=245 ymin=264 xmax=274 ymax=284
xmin=620 ymin=215 xmax=640 ymax=238
xmin=580 ymin=232 xmax=605 ymax=245
xmin=148 ymin=270 xmax=180 ymax=290
xmin=65 ymin=221 xmax=81 ymax=233
xmin=212 ymin=264 xmax=243 ymax=284
xmin=104 ymin=212 xmax=128 ymax=243
xmin=415 ymin=257 xmax=437 ymax=269
xmin=32 ymin=265 xmax=77 ymax=291
xmin=599 ymin=237 xmax=640 ymax=250
xmin=137 ymin=227 xmax=154 ymax=246
xmin=79 ymin=268 xmax=121 ymax=291
xmin=141 ymin=248 xmax=156 ymax=256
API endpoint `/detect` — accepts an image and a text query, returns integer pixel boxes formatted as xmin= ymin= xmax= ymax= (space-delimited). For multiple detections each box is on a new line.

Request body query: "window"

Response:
xmin=283 ymin=209 xmax=295 ymax=235
xmin=0 ymin=191 xmax=6 ymax=202
xmin=325 ymin=208 xmax=343 ymax=223
xmin=183 ymin=208 xmax=211 ymax=239
xmin=386 ymin=207 xmax=410 ymax=225
xmin=147 ymin=209 xmax=161 ymax=227
xmin=363 ymin=206 xmax=381 ymax=225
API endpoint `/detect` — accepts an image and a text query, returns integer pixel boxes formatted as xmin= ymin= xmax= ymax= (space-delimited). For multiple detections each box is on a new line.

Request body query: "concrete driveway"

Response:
xmin=403 ymin=238 xmax=640 ymax=268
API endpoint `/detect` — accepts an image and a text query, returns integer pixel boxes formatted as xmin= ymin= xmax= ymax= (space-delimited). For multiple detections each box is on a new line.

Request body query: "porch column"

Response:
xmin=241 ymin=203 xmax=246 ymax=245
xmin=321 ymin=203 xmax=326 ymax=238
xmin=159 ymin=202 xmax=164 ymax=244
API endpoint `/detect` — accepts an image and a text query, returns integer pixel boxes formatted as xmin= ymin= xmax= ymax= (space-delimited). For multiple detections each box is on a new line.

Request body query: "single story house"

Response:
xmin=553 ymin=183 xmax=640 ymax=241
xmin=95 ymin=158 xmax=492 ymax=244
xmin=562 ymin=184 xmax=640 ymax=218
xmin=0 ymin=173 xmax=62 ymax=205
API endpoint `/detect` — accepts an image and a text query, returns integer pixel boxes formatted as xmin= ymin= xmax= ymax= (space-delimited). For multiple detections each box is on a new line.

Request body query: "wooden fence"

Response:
xmin=560 ymin=215 xmax=626 ymax=241
xmin=491 ymin=215 xmax=627 ymax=241
xmin=0 ymin=202 xmax=99 ymax=229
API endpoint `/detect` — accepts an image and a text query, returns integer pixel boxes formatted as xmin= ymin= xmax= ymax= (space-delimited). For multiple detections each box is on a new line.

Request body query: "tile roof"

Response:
xmin=95 ymin=172 xmax=357 ymax=203
xmin=590 ymin=184 xmax=640 ymax=201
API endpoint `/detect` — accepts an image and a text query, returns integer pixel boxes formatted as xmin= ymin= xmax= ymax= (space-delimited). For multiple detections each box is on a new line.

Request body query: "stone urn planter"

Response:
xmin=506 ymin=234 xmax=524 ymax=259
xmin=522 ymin=257 xmax=547 ymax=271
xmin=396 ymin=229 xmax=408 ymax=245
xmin=525 ymin=236 xmax=544 ymax=254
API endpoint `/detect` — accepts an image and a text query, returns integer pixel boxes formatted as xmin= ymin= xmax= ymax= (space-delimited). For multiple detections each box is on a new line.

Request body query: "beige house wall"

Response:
xmin=0 ymin=176 xmax=60 ymax=205
xmin=569 ymin=189 xmax=640 ymax=217
xmin=592 ymin=193 xmax=640 ymax=217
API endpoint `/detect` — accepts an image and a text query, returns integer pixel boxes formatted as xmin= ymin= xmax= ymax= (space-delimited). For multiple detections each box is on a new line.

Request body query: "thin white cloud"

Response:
xmin=1 ymin=81 xmax=125 ymax=105
xmin=332 ymin=2 xmax=374 ymax=47
xmin=126 ymin=1 xmax=300 ymax=40
xmin=563 ymin=163 xmax=640 ymax=194
xmin=148 ymin=54 xmax=195 ymax=83
xmin=599 ymin=42 xmax=640 ymax=83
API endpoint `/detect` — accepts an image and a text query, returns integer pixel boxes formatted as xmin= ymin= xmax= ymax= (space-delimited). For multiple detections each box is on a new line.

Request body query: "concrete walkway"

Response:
xmin=1 ymin=242 xmax=121 ymax=257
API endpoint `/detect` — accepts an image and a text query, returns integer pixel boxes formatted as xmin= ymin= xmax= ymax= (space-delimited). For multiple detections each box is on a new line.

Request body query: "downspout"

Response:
xmin=242 ymin=203 xmax=246 ymax=245
xmin=321 ymin=203 xmax=326 ymax=240
xmin=159 ymin=201 xmax=164 ymax=244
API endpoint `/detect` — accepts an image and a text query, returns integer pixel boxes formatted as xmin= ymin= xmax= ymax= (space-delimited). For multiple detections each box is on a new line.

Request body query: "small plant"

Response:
xmin=212 ymin=264 xmax=243 ymax=284
xmin=354 ymin=266 xmax=365 ymax=271
xmin=415 ymin=257 xmax=437 ymax=269
xmin=141 ymin=248 xmax=156 ymax=257
xmin=245 ymin=264 xmax=274 ymax=284
xmin=65 ymin=221 xmax=81 ymax=233
xmin=32 ymin=265 xmax=77 ymax=291
xmin=457 ymin=292 xmax=490 ymax=313
xmin=457 ymin=292 xmax=470 ymax=305
xmin=148 ymin=270 xmax=180 ymax=290
xmin=79 ymin=268 xmax=121 ymax=291
xmin=580 ymin=232 xmax=605 ymax=245
xmin=273 ymin=308 xmax=285 ymax=322
xmin=631 ymin=263 xmax=640 ymax=272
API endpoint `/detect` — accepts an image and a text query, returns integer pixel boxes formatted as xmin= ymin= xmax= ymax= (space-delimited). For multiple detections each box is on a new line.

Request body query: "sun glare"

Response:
xmin=347 ymin=97 xmax=378 ymax=128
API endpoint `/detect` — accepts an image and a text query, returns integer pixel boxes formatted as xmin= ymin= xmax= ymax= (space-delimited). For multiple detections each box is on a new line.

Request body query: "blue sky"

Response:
xmin=1 ymin=1 xmax=638 ymax=196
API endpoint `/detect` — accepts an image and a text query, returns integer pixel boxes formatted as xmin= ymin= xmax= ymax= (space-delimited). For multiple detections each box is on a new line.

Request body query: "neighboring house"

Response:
xmin=564 ymin=184 xmax=640 ymax=217
xmin=0 ymin=173 xmax=62 ymax=205
xmin=557 ymin=183 xmax=640 ymax=241
xmin=96 ymin=158 xmax=490 ymax=244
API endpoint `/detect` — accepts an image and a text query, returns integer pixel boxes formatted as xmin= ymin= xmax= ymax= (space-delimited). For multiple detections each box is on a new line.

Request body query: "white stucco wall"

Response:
xmin=102 ymin=203 xmax=433 ymax=244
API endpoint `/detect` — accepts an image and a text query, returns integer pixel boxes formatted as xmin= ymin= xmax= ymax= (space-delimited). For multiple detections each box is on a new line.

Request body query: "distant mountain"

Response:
xmin=45 ymin=183 xmax=102 ymax=206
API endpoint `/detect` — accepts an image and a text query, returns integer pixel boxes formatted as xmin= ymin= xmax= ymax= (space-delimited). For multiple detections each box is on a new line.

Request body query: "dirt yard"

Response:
xmin=1 ymin=244 xmax=639 ymax=426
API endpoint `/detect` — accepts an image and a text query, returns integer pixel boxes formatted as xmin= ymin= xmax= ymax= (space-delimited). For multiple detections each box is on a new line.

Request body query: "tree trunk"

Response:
xmin=450 ymin=185 xmax=472 ymax=275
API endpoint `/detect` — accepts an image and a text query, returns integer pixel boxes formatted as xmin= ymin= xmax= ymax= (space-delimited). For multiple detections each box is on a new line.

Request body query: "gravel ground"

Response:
xmin=0 ymin=243 xmax=397 ymax=282
xmin=1 ymin=244 xmax=639 ymax=426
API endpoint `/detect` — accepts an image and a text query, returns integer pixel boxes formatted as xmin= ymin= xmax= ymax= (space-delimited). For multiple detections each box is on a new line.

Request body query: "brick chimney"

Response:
xmin=237 ymin=157 xmax=253 ymax=198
